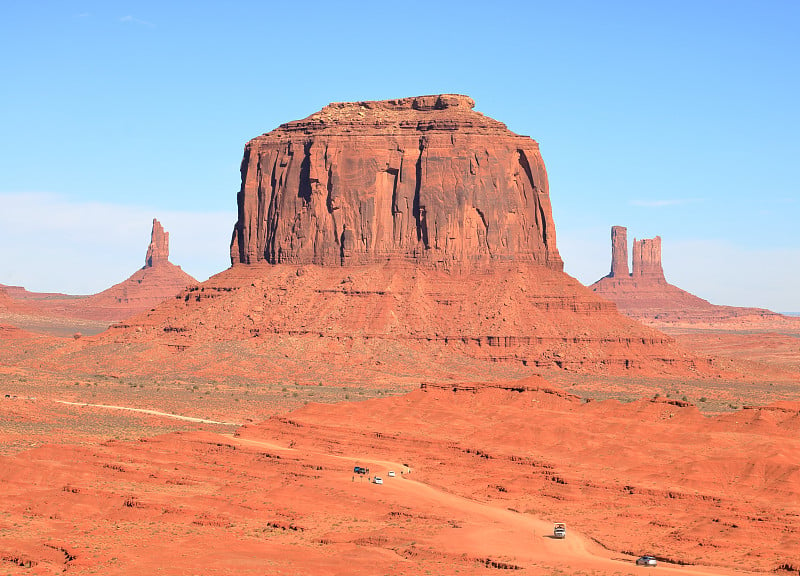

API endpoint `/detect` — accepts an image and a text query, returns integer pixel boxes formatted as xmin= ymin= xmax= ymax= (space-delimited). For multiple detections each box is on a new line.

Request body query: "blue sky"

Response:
xmin=1 ymin=1 xmax=798 ymax=310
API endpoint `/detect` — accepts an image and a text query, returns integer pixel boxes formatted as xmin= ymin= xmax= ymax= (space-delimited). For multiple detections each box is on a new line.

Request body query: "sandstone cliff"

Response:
xmin=609 ymin=225 xmax=629 ymax=278
xmin=32 ymin=100 xmax=724 ymax=378
xmin=631 ymin=236 xmax=665 ymax=280
xmin=231 ymin=94 xmax=562 ymax=270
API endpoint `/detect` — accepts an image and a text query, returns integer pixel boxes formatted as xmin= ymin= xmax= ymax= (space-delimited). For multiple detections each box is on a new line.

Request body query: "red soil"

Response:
xmin=0 ymin=379 xmax=797 ymax=575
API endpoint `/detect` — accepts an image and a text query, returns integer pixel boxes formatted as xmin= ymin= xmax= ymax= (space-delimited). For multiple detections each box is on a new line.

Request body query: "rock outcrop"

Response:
xmin=145 ymin=218 xmax=169 ymax=267
xmin=609 ymin=225 xmax=629 ymax=278
xmin=0 ymin=220 xmax=197 ymax=327
xmin=631 ymin=236 xmax=665 ymax=280
xmin=231 ymin=94 xmax=562 ymax=271
xmin=592 ymin=226 xmax=792 ymax=327
xmin=36 ymin=100 xmax=724 ymax=377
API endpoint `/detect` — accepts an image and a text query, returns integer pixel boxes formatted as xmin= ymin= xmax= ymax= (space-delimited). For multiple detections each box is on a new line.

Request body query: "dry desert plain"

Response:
xmin=1 ymin=279 xmax=800 ymax=575
xmin=2 ymin=95 xmax=799 ymax=574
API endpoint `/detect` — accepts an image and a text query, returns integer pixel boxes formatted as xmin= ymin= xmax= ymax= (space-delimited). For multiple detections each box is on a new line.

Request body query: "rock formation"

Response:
xmin=145 ymin=218 xmax=169 ymax=267
xmin=592 ymin=226 xmax=792 ymax=326
xmin=231 ymin=94 xmax=562 ymax=271
xmin=609 ymin=225 xmax=629 ymax=278
xmin=631 ymin=235 xmax=665 ymax=280
xmin=0 ymin=220 xmax=197 ymax=327
xmin=38 ymin=97 xmax=724 ymax=377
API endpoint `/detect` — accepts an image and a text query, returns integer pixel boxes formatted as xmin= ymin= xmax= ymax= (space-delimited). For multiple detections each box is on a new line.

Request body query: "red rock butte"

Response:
xmin=230 ymin=94 xmax=562 ymax=271
xmin=55 ymin=97 xmax=725 ymax=380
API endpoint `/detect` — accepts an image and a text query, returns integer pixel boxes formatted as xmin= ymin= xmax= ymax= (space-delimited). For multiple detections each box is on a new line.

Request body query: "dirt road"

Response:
xmin=233 ymin=435 xmax=760 ymax=576
xmin=54 ymin=399 xmax=241 ymax=426
xmin=52 ymin=399 xmax=761 ymax=575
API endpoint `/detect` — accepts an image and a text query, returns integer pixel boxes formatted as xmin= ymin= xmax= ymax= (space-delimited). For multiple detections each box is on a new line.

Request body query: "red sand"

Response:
xmin=0 ymin=377 xmax=797 ymax=574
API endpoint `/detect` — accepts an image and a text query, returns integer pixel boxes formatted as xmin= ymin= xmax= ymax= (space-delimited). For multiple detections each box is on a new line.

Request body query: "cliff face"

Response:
xmin=231 ymin=94 xmax=562 ymax=270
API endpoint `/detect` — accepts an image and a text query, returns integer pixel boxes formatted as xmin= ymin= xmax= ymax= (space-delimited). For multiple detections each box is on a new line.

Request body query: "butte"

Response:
xmin=41 ymin=95 xmax=717 ymax=384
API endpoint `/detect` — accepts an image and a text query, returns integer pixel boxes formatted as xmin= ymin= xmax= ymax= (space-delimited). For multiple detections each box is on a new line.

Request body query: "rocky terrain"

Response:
xmin=0 ymin=379 xmax=797 ymax=575
xmin=1 ymin=96 xmax=798 ymax=575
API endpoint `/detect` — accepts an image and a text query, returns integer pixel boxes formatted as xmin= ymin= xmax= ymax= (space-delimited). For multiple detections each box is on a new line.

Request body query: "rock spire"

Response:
xmin=145 ymin=218 xmax=169 ymax=268
xmin=632 ymin=236 xmax=665 ymax=280
xmin=609 ymin=225 xmax=629 ymax=278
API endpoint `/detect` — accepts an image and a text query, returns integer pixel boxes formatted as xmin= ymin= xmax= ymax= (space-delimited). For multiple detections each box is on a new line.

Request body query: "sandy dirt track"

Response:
xmin=232 ymin=435 xmax=758 ymax=576
xmin=54 ymin=399 xmax=242 ymax=426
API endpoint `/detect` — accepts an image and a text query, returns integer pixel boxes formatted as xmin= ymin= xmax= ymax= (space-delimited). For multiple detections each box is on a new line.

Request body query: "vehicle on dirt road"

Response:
xmin=553 ymin=523 xmax=566 ymax=539
xmin=636 ymin=555 xmax=657 ymax=566
xmin=373 ymin=476 xmax=383 ymax=485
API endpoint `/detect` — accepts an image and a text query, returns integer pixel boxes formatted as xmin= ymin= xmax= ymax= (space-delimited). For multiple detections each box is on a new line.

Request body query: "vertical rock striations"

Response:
xmin=231 ymin=94 xmax=562 ymax=271
xmin=146 ymin=218 xmax=170 ymax=268
xmin=609 ymin=225 xmax=629 ymax=278
xmin=632 ymin=236 xmax=665 ymax=281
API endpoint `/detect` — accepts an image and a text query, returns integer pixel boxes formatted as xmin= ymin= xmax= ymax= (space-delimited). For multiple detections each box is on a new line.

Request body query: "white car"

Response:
xmin=373 ymin=476 xmax=383 ymax=485
xmin=636 ymin=556 xmax=657 ymax=567
xmin=387 ymin=471 xmax=396 ymax=477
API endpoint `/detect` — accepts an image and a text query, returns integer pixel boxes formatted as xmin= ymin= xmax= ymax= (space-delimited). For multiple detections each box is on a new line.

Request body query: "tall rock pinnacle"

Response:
xmin=609 ymin=225 xmax=629 ymax=277
xmin=632 ymin=236 xmax=665 ymax=280
xmin=231 ymin=94 xmax=563 ymax=271
xmin=145 ymin=218 xmax=169 ymax=268
xmin=591 ymin=225 xmax=788 ymax=324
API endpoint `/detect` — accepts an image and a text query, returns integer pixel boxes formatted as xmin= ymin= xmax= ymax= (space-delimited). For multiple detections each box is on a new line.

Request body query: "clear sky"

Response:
xmin=1 ymin=1 xmax=798 ymax=311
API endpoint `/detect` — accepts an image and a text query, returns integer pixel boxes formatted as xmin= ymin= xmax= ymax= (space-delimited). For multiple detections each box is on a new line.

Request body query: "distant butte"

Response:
xmin=78 ymin=218 xmax=197 ymax=321
xmin=591 ymin=225 xmax=793 ymax=327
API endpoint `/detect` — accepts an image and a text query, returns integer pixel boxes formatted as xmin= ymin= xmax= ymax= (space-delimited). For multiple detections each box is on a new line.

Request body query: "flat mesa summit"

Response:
xmin=231 ymin=94 xmax=562 ymax=270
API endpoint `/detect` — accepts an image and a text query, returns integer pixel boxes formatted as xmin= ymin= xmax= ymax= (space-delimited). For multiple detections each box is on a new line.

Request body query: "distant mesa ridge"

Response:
xmin=230 ymin=94 xmax=563 ymax=271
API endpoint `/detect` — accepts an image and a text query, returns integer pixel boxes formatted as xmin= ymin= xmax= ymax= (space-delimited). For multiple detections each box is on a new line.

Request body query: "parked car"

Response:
xmin=387 ymin=471 xmax=396 ymax=477
xmin=635 ymin=556 xmax=657 ymax=567
xmin=373 ymin=476 xmax=383 ymax=485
